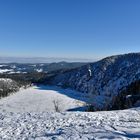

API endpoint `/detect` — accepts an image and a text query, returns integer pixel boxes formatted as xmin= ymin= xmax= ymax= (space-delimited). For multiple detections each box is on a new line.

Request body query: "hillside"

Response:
xmin=49 ymin=53 xmax=140 ymax=110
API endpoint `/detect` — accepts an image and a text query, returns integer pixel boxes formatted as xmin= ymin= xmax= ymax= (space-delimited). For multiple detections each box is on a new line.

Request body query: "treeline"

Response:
xmin=0 ymin=69 xmax=75 ymax=99
xmin=0 ymin=72 xmax=49 ymax=98
xmin=0 ymin=72 xmax=47 ymax=84
xmin=111 ymin=80 xmax=140 ymax=110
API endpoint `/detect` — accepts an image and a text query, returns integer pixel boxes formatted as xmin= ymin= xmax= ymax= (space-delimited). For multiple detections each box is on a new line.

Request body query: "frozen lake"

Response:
xmin=0 ymin=85 xmax=88 ymax=113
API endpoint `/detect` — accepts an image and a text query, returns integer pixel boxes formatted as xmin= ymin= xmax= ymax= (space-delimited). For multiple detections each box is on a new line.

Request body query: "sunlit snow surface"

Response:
xmin=0 ymin=86 xmax=140 ymax=139
xmin=0 ymin=85 xmax=88 ymax=112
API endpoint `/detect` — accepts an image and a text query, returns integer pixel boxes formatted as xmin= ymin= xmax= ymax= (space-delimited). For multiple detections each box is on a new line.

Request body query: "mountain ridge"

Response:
xmin=49 ymin=52 xmax=140 ymax=110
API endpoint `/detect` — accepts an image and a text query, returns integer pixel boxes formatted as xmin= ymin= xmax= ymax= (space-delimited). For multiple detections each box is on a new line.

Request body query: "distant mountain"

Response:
xmin=49 ymin=53 xmax=140 ymax=110
xmin=0 ymin=62 xmax=87 ymax=74
xmin=0 ymin=57 xmax=95 ymax=63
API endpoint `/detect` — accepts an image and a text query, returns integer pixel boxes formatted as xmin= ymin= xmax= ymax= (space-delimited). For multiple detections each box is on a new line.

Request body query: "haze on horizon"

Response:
xmin=0 ymin=0 xmax=140 ymax=60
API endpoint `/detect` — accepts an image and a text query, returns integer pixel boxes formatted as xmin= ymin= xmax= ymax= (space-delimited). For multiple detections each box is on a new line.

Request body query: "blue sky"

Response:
xmin=0 ymin=0 xmax=140 ymax=60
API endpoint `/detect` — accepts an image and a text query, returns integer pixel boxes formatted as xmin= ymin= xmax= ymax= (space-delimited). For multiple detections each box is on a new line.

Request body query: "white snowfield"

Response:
xmin=0 ymin=109 xmax=140 ymax=140
xmin=0 ymin=85 xmax=140 ymax=139
xmin=0 ymin=85 xmax=88 ymax=113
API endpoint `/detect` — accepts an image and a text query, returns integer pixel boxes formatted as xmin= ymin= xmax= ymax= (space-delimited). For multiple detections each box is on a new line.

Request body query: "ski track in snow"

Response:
xmin=0 ymin=86 xmax=140 ymax=139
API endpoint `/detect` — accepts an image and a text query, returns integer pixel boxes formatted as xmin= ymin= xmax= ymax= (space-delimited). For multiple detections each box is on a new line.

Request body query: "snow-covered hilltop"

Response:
xmin=49 ymin=53 xmax=140 ymax=110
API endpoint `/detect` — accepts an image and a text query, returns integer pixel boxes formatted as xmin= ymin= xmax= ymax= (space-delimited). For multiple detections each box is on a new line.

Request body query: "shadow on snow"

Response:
xmin=34 ymin=84 xmax=90 ymax=112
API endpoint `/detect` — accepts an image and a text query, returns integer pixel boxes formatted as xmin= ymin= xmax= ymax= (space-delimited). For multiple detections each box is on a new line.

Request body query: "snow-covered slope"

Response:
xmin=0 ymin=85 xmax=140 ymax=139
xmin=0 ymin=108 xmax=140 ymax=139
xmin=49 ymin=53 xmax=140 ymax=110
xmin=0 ymin=85 xmax=88 ymax=113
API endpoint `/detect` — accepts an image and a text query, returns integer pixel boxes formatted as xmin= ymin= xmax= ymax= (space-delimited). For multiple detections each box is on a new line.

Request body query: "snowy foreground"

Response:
xmin=0 ymin=109 xmax=140 ymax=140
xmin=0 ymin=86 xmax=140 ymax=139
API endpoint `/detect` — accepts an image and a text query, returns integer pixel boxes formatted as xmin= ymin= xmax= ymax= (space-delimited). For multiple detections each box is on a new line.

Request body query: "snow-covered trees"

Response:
xmin=49 ymin=53 xmax=140 ymax=110
xmin=0 ymin=78 xmax=19 ymax=98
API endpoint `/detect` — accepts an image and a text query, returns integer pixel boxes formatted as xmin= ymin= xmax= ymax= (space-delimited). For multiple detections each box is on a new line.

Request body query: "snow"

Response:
xmin=0 ymin=69 xmax=13 ymax=73
xmin=8 ymin=71 xmax=27 ymax=74
xmin=0 ymin=108 xmax=140 ymax=139
xmin=40 ymin=64 xmax=44 ymax=66
xmin=0 ymin=85 xmax=140 ymax=139
xmin=36 ymin=69 xmax=43 ymax=72
xmin=0 ymin=78 xmax=13 ymax=82
xmin=0 ymin=85 xmax=88 ymax=113
xmin=8 ymin=71 xmax=21 ymax=74
xmin=88 ymin=68 xmax=92 ymax=77
xmin=126 ymin=95 xmax=132 ymax=99
xmin=0 ymin=65 xmax=7 ymax=67
xmin=31 ymin=64 xmax=36 ymax=67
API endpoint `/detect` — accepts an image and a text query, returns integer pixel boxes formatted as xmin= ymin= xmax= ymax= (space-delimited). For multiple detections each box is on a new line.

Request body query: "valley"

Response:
xmin=1 ymin=0 xmax=140 ymax=139
xmin=0 ymin=53 xmax=140 ymax=139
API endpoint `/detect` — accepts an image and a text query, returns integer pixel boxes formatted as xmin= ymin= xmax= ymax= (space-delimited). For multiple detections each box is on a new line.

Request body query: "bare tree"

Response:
xmin=53 ymin=99 xmax=61 ymax=112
